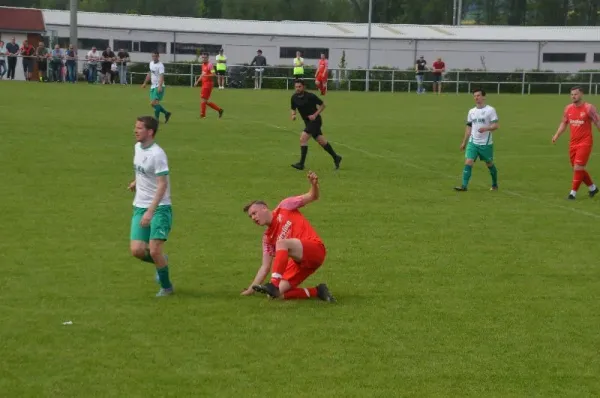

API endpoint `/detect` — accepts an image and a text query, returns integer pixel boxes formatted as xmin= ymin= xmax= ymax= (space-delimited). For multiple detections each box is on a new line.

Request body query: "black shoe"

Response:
xmin=334 ymin=155 xmax=342 ymax=170
xmin=165 ymin=112 xmax=172 ymax=124
xmin=218 ymin=109 xmax=224 ymax=119
xmin=291 ymin=162 xmax=305 ymax=170
xmin=252 ymin=283 xmax=281 ymax=299
xmin=316 ymin=284 xmax=336 ymax=303
xmin=590 ymin=188 xmax=599 ymax=198
xmin=568 ymin=194 xmax=576 ymax=200
xmin=490 ymin=185 xmax=498 ymax=191
xmin=454 ymin=186 xmax=467 ymax=191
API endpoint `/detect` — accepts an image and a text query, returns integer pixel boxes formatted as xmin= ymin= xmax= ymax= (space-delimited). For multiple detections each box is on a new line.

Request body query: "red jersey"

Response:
xmin=201 ymin=62 xmax=215 ymax=86
xmin=432 ymin=61 xmax=445 ymax=75
xmin=562 ymin=102 xmax=599 ymax=146
xmin=316 ymin=59 xmax=328 ymax=77
xmin=262 ymin=196 xmax=323 ymax=256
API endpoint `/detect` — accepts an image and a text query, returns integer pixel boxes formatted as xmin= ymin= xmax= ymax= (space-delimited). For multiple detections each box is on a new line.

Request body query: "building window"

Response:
xmin=139 ymin=41 xmax=167 ymax=53
xmin=78 ymin=38 xmax=110 ymax=50
xmin=594 ymin=53 xmax=600 ymax=62
xmin=171 ymin=42 xmax=222 ymax=55
xmin=114 ymin=40 xmax=133 ymax=52
xmin=542 ymin=53 xmax=586 ymax=63
xmin=280 ymin=47 xmax=329 ymax=59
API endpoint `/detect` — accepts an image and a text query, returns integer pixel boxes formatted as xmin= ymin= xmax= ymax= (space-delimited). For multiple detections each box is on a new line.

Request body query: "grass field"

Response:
xmin=1 ymin=82 xmax=600 ymax=397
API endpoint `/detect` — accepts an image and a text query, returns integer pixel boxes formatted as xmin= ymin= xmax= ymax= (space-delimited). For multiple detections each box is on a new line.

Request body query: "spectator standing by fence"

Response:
xmin=432 ymin=57 xmax=446 ymax=95
xmin=86 ymin=47 xmax=100 ymax=83
xmin=117 ymin=48 xmax=130 ymax=85
xmin=251 ymin=49 xmax=267 ymax=90
xmin=0 ymin=41 xmax=6 ymax=80
xmin=215 ymin=48 xmax=227 ymax=89
xmin=21 ymin=40 xmax=35 ymax=81
xmin=50 ymin=45 xmax=63 ymax=82
xmin=101 ymin=46 xmax=115 ymax=84
xmin=415 ymin=55 xmax=427 ymax=94
xmin=6 ymin=37 xmax=19 ymax=80
xmin=35 ymin=42 xmax=49 ymax=82
xmin=65 ymin=44 xmax=77 ymax=83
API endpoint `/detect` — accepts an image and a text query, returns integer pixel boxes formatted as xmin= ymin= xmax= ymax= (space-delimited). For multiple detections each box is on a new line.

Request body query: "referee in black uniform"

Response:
xmin=290 ymin=80 xmax=342 ymax=170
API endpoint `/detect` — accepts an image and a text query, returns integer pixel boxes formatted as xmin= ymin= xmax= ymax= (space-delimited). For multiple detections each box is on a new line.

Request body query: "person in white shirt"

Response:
xmin=128 ymin=116 xmax=174 ymax=297
xmin=0 ymin=41 xmax=6 ymax=79
xmin=86 ymin=47 xmax=100 ymax=83
xmin=141 ymin=51 xmax=172 ymax=123
xmin=454 ymin=88 xmax=500 ymax=192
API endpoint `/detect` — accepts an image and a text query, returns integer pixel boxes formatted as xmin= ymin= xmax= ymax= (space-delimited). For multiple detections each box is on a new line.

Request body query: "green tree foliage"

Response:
xmin=7 ymin=0 xmax=600 ymax=26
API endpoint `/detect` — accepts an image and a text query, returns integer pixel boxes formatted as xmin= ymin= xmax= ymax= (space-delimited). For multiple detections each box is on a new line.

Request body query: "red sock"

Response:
xmin=200 ymin=102 xmax=207 ymax=117
xmin=208 ymin=102 xmax=221 ymax=111
xmin=582 ymin=170 xmax=593 ymax=186
xmin=270 ymin=249 xmax=288 ymax=287
xmin=283 ymin=287 xmax=317 ymax=299
xmin=572 ymin=170 xmax=584 ymax=191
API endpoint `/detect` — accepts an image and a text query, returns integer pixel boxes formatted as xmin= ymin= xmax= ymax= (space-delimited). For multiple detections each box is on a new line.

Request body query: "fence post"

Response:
xmin=559 ymin=82 xmax=562 ymax=95
xmin=589 ymin=72 xmax=593 ymax=94
xmin=378 ymin=80 xmax=381 ymax=92
xmin=521 ymin=71 xmax=525 ymax=95
xmin=456 ymin=71 xmax=460 ymax=94
xmin=528 ymin=83 xmax=531 ymax=95
xmin=391 ymin=70 xmax=395 ymax=93
xmin=408 ymin=81 xmax=411 ymax=92
xmin=468 ymin=81 xmax=471 ymax=93
xmin=286 ymin=78 xmax=288 ymax=90
xmin=497 ymin=82 xmax=500 ymax=95
xmin=190 ymin=63 xmax=194 ymax=87
xmin=348 ymin=79 xmax=351 ymax=91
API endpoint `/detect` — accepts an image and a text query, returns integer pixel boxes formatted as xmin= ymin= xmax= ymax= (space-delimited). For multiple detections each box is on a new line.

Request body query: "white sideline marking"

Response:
xmin=245 ymin=118 xmax=600 ymax=220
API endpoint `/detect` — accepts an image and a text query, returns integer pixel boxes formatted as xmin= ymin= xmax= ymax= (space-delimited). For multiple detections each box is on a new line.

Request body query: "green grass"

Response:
xmin=1 ymin=82 xmax=600 ymax=397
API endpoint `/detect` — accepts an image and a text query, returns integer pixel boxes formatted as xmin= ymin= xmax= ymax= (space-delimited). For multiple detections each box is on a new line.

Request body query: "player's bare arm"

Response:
xmin=461 ymin=125 xmax=472 ymax=151
xmin=308 ymin=103 xmax=325 ymax=121
xmin=297 ymin=171 xmax=320 ymax=205
xmin=157 ymin=73 xmax=164 ymax=93
xmin=553 ymin=121 xmax=568 ymax=143
xmin=479 ymin=122 xmax=499 ymax=133
xmin=141 ymin=72 xmax=150 ymax=88
xmin=291 ymin=109 xmax=297 ymax=121
xmin=140 ymin=175 xmax=168 ymax=227
xmin=128 ymin=180 xmax=136 ymax=192
xmin=242 ymin=252 xmax=273 ymax=296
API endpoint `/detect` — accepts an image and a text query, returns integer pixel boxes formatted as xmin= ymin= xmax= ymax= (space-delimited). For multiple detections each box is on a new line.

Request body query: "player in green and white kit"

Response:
xmin=128 ymin=116 xmax=174 ymax=297
xmin=455 ymin=88 xmax=499 ymax=191
xmin=141 ymin=51 xmax=172 ymax=124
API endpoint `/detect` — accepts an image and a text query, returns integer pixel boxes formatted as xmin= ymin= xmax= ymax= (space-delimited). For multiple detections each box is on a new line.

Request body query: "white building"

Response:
xmin=24 ymin=8 xmax=600 ymax=72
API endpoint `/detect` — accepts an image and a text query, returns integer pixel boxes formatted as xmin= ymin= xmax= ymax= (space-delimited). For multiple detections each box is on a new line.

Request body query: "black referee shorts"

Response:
xmin=303 ymin=118 xmax=322 ymax=139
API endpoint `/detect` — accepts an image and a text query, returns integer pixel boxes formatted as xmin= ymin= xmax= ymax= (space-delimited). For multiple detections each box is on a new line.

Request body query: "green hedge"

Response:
xmin=128 ymin=62 xmax=600 ymax=94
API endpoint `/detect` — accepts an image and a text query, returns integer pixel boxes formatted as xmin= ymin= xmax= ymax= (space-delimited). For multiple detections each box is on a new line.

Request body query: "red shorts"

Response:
xmin=570 ymin=145 xmax=592 ymax=166
xmin=315 ymin=76 xmax=327 ymax=85
xmin=282 ymin=240 xmax=326 ymax=288
xmin=201 ymin=85 xmax=213 ymax=100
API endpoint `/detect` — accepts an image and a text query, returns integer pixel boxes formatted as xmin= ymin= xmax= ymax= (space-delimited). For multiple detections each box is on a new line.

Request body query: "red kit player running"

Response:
xmin=194 ymin=52 xmax=224 ymax=119
xmin=241 ymin=171 xmax=336 ymax=302
xmin=553 ymin=86 xmax=600 ymax=199
xmin=315 ymin=53 xmax=329 ymax=95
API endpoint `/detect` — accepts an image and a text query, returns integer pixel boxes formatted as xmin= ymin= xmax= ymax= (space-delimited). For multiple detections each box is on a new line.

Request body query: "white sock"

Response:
xmin=570 ymin=190 xmax=577 ymax=196
xmin=590 ymin=184 xmax=597 ymax=191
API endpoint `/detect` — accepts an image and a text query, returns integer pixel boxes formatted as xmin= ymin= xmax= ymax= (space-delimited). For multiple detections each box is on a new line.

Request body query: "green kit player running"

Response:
xmin=128 ymin=116 xmax=174 ymax=297
xmin=142 ymin=51 xmax=172 ymax=124
xmin=455 ymin=88 xmax=500 ymax=191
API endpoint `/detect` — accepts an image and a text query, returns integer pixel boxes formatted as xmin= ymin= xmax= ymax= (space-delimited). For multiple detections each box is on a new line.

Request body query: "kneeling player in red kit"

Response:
xmin=194 ymin=52 xmax=224 ymax=119
xmin=241 ymin=171 xmax=336 ymax=302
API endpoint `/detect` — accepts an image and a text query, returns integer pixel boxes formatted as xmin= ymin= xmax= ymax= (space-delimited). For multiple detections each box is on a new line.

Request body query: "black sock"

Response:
xmin=323 ymin=143 xmax=338 ymax=159
xmin=300 ymin=146 xmax=308 ymax=164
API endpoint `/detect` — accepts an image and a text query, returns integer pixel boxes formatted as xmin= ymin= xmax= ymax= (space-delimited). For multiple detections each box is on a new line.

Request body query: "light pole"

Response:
xmin=365 ymin=0 xmax=373 ymax=92
xmin=70 ymin=0 xmax=77 ymax=47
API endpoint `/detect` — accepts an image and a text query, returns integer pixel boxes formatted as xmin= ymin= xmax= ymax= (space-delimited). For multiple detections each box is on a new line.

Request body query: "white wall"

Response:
xmin=44 ymin=24 xmax=600 ymax=73
xmin=0 ymin=32 xmax=28 ymax=80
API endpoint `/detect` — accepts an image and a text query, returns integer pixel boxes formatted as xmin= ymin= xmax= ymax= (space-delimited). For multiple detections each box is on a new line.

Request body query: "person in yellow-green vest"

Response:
xmin=293 ymin=50 xmax=304 ymax=80
xmin=215 ymin=48 xmax=227 ymax=89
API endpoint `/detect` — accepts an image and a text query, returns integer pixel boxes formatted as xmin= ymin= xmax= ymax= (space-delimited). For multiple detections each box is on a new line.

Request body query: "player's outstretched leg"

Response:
xmin=316 ymin=135 xmax=342 ymax=170
xmin=149 ymin=239 xmax=173 ymax=297
xmin=569 ymin=166 xmax=585 ymax=199
xmin=454 ymin=159 xmax=473 ymax=191
xmin=487 ymin=161 xmax=498 ymax=190
xmin=207 ymin=101 xmax=224 ymax=118
xmin=292 ymin=132 xmax=310 ymax=170
xmin=583 ymin=170 xmax=599 ymax=197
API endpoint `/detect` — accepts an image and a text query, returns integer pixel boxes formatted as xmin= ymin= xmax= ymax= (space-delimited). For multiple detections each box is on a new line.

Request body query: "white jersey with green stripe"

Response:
xmin=133 ymin=142 xmax=171 ymax=208
xmin=467 ymin=105 xmax=498 ymax=145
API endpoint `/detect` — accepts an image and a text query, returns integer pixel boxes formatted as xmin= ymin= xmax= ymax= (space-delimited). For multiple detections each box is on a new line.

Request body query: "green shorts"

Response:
xmin=149 ymin=87 xmax=165 ymax=102
xmin=465 ymin=142 xmax=494 ymax=163
xmin=130 ymin=205 xmax=172 ymax=242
